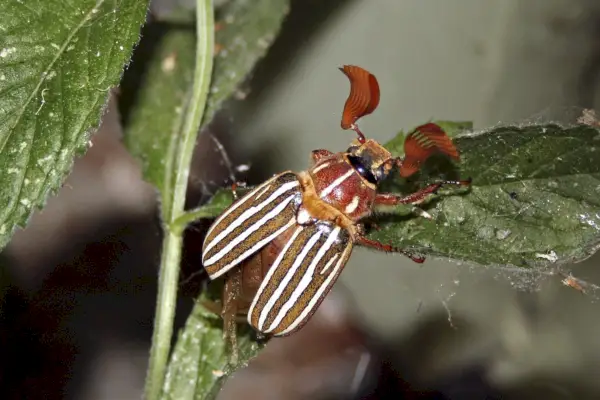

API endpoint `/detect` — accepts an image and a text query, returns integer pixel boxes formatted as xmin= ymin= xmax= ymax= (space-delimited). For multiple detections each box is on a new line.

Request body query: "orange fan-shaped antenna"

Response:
xmin=339 ymin=65 xmax=380 ymax=142
xmin=399 ymin=123 xmax=460 ymax=177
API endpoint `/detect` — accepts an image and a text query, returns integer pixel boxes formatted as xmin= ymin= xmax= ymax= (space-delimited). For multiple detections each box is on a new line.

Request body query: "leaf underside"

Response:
xmin=196 ymin=121 xmax=600 ymax=269
xmin=162 ymin=294 xmax=262 ymax=400
xmin=122 ymin=0 xmax=290 ymax=217
xmin=0 ymin=0 xmax=148 ymax=249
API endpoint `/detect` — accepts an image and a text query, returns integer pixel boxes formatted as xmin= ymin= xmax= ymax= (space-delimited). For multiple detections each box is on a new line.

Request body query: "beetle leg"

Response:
xmin=356 ymin=235 xmax=425 ymax=263
xmin=230 ymin=181 xmax=247 ymax=200
xmin=201 ymin=299 xmax=223 ymax=315
xmin=374 ymin=179 xmax=471 ymax=206
xmin=222 ymin=268 xmax=244 ymax=365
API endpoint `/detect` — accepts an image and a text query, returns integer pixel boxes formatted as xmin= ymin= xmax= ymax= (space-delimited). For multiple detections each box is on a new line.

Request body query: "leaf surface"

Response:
xmin=372 ymin=122 xmax=600 ymax=268
xmin=122 ymin=0 xmax=290 ymax=216
xmin=162 ymin=296 xmax=262 ymax=400
xmin=195 ymin=121 xmax=600 ymax=268
xmin=0 ymin=0 xmax=148 ymax=249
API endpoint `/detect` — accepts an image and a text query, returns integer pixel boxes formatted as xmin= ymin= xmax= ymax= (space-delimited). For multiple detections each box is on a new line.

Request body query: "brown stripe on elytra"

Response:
xmin=259 ymin=227 xmax=329 ymax=331
xmin=203 ymin=193 xmax=296 ymax=263
xmin=269 ymin=231 xmax=351 ymax=335
xmin=204 ymin=172 xmax=298 ymax=250
xmin=203 ymin=173 xmax=300 ymax=266
xmin=203 ymin=213 xmax=296 ymax=277
xmin=248 ymin=226 xmax=308 ymax=329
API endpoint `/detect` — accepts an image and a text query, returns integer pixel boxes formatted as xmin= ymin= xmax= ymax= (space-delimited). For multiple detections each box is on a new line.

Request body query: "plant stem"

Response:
xmin=144 ymin=1 xmax=214 ymax=399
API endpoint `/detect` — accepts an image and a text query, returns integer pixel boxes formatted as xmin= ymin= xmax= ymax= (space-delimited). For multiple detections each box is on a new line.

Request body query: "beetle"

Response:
xmin=201 ymin=65 xmax=470 ymax=361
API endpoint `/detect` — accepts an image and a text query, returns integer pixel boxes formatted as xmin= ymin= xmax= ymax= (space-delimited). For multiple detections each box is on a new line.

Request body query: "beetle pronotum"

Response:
xmin=201 ymin=65 xmax=470 ymax=361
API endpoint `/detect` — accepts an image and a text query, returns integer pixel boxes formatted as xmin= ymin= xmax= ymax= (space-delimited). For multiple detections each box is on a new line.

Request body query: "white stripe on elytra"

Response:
xmin=320 ymin=253 xmax=339 ymax=275
xmin=265 ymin=227 xmax=341 ymax=333
xmin=208 ymin=218 xmax=295 ymax=280
xmin=203 ymin=193 xmax=296 ymax=266
xmin=248 ymin=226 xmax=304 ymax=325
xmin=254 ymin=184 xmax=272 ymax=200
xmin=205 ymin=177 xmax=275 ymax=240
xmin=319 ymin=169 xmax=354 ymax=197
xmin=277 ymin=243 xmax=352 ymax=336
xmin=203 ymin=180 xmax=299 ymax=256
xmin=312 ymin=161 xmax=331 ymax=174
xmin=258 ymin=229 xmax=323 ymax=331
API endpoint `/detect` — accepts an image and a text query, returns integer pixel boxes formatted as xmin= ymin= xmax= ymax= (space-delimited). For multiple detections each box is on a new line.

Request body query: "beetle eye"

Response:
xmin=347 ymin=155 xmax=377 ymax=184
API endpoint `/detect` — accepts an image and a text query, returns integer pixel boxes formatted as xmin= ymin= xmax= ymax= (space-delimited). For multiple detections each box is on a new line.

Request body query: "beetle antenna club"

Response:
xmin=201 ymin=65 xmax=470 ymax=359
xmin=339 ymin=65 xmax=380 ymax=143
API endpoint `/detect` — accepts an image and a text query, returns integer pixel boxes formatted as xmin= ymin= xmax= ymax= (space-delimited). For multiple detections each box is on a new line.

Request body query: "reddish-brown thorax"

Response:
xmin=309 ymin=155 xmax=374 ymax=220
xmin=308 ymin=138 xmax=395 ymax=221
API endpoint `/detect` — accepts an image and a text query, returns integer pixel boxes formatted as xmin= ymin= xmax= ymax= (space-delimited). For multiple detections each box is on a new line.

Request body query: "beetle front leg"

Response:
xmin=230 ymin=182 xmax=248 ymax=200
xmin=375 ymin=179 xmax=471 ymax=206
xmin=356 ymin=235 xmax=425 ymax=263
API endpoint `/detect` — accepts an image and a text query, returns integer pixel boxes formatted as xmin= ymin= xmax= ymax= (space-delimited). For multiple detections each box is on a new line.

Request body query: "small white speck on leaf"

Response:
xmin=535 ymin=250 xmax=558 ymax=262
xmin=161 ymin=52 xmax=177 ymax=73
xmin=495 ymin=229 xmax=511 ymax=240
xmin=212 ymin=370 xmax=225 ymax=377
xmin=476 ymin=226 xmax=495 ymax=240
xmin=257 ymin=37 xmax=270 ymax=49
xmin=0 ymin=47 xmax=16 ymax=57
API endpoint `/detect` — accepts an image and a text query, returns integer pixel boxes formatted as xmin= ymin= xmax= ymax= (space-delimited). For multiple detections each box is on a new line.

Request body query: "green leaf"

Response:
xmin=122 ymin=25 xmax=197 ymax=214
xmin=205 ymin=0 xmax=290 ymax=124
xmin=162 ymin=295 xmax=263 ymax=400
xmin=174 ymin=187 xmax=236 ymax=229
xmin=122 ymin=0 xmax=290 ymax=206
xmin=194 ymin=122 xmax=600 ymax=269
xmin=370 ymin=122 xmax=600 ymax=268
xmin=0 ymin=0 xmax=148 ymax=249
xmin=434 ymin=120 xmax=473 ymax=137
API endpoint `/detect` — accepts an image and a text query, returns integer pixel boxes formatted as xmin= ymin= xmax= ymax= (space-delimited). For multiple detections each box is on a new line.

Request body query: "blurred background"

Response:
xmin=2 ymin=0 xmax=600 ymax=399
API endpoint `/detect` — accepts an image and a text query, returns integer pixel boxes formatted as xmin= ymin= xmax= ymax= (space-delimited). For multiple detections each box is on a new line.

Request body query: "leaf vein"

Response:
xmin=0 ymin=0 xmax=107 ymax=155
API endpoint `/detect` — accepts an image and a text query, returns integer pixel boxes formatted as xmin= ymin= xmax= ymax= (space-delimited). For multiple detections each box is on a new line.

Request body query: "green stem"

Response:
xmin=144 ymin=1 xmax=214 ymax=399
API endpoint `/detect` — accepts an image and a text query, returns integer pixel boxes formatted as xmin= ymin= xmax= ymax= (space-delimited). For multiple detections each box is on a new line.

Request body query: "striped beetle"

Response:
xmin=202 ymin=65 xmax=470 ymax=360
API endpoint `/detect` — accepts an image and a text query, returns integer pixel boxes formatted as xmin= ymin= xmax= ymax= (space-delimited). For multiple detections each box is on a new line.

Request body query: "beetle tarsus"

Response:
xmin=374 ymin=179 xmax=471 ymax=206
xmin=231 ymin=181 xmax=247 ymax=200
xmin=356 ymin=235 xmax=424 ymax=263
